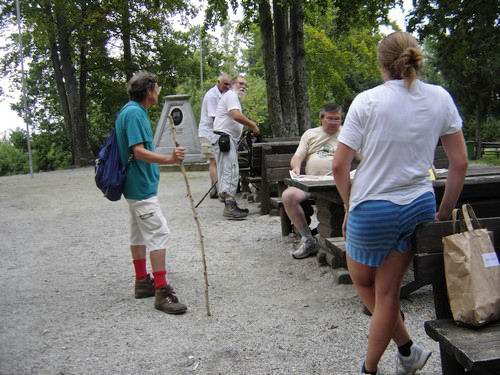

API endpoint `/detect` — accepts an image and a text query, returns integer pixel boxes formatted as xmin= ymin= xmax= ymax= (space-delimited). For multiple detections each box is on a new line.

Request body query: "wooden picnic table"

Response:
xmin=285 ymin=165 xmax=500 ymax=239
xmin=284 ymin=165 xmax=500 ymax=286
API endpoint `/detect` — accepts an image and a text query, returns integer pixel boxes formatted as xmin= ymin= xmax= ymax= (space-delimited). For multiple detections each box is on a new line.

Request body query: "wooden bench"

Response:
xmin=481 ymin=141 xmax=500 ymax=158
xmin=248 ymin=139 xmax=300 ymax=205
xmin=261 ymin=152 xmax=315 ymax=234
xmin=316 ymin=237 xmax=352 ymax=284
xmin=412 ymin=218 xmax=500 ymax=374
xmin=260 ymin=152 xmax=294 ymax=214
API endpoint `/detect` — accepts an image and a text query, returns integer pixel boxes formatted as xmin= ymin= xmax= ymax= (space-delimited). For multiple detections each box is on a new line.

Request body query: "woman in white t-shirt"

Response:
xmin=332 ymin=32 xmax=468 ymax=375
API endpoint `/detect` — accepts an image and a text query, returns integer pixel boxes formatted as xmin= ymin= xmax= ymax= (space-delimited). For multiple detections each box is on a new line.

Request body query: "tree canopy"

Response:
xmin=1 ymin=0 xmax=498 ymax=175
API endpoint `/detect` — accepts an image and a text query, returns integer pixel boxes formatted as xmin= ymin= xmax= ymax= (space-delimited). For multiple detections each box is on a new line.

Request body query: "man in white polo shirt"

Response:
xmin=213 ymin=75 xmax=260 ymax=220
xmin=198 ymin=73 xmax=231 ymax=198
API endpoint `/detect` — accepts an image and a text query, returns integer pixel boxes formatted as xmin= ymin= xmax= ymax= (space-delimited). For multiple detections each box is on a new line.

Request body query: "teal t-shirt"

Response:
xmin=115 ymin=101 xmax=160 ymax=200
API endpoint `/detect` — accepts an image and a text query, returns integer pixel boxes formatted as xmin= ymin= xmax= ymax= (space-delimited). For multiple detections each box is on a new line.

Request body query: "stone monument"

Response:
xmin=154 ymin=94 xmax=203 ymax=163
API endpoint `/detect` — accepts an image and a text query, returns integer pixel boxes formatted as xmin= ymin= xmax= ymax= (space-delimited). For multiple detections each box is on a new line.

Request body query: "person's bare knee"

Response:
xmin=282 ymin=187 xmax=304 ymax=207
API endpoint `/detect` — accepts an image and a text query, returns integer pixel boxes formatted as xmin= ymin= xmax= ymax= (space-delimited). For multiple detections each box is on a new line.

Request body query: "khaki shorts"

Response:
xmin=127 ymin=196 xmax=170 ymax=252
xmin=200 ymin=137 xmax=215 ymax=160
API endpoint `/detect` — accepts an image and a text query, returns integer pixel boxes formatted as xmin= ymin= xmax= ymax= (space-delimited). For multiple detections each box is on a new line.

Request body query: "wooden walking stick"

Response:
xmin=168 ymin=115 xmax=211 ymax=316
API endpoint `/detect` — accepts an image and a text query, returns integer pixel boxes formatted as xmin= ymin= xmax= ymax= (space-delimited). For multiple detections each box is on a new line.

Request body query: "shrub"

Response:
xmin=0 ymin=141 xmax=29 ymax=176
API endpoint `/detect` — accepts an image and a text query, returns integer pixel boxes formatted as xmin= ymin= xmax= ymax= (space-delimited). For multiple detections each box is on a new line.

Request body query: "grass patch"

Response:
xmin=471 ymin=155 xmax=500 ymax=166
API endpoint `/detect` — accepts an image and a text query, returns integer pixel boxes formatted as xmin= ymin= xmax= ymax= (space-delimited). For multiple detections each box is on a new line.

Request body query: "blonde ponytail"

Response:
xmin=378 ymin=32 xmax=423 ymax=88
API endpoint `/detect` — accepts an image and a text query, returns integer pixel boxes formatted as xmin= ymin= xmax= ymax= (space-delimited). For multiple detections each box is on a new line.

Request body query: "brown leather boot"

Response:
xmin=154 ymin=284 xmax=187 ymax=314
xmin=223 ymin=200 xmax=248 ymax=220
xmin=134 ymin=274 xmax=155 ymax=299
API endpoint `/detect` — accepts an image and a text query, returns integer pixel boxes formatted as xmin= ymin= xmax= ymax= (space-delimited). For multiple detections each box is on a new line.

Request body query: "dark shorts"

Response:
xmin=346 ymin=192 xmax=436 ymax=267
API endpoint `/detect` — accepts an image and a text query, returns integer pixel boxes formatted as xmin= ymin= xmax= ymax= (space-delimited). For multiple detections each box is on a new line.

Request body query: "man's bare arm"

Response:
xmin=132 ymin=143 xmax=185 ymax=164
xmin=290 ymin=155 xmax=304 ymax=175
xmin=229 ymin=109 xmax=259 ymax=135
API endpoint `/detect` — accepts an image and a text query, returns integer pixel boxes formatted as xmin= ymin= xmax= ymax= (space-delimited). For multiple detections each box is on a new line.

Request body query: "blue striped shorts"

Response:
xmin=346 ymin=192 xmax=436 ymax=267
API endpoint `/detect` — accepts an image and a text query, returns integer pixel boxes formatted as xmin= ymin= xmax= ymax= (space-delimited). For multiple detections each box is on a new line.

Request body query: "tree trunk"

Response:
xmin=258 ymin=0 xmax=284 ymax=137
xmin=79 ymin=42 xmax=90 ymax=158
xmin=291 ymin=0 xmax=310 ymax=133
xmin=44 ymin=3 xmax=73 ymax=149
xmin=273 ymin=0 xmax=298 ymax=136
xmin=120 ymin=0 xmax=134 ymax=80
xmin=54 ymin=1 xmax=90 ymax=166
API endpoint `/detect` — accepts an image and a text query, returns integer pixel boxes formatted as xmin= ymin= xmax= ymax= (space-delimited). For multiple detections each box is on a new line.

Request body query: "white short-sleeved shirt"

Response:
xmin=198 ymin=85 xmax=223 ymax=142
xmin=338 ymin=79 xmax=462 ymax=211
xmin=294 ymin=127 xmax=340 ymax=176
xmin=213 ymin=89 xmax=244 ymax=141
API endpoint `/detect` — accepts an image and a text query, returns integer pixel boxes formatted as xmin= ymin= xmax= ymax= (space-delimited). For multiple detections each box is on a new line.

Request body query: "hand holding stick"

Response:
xmin=168 ymin=115 xmax=211 ymax=316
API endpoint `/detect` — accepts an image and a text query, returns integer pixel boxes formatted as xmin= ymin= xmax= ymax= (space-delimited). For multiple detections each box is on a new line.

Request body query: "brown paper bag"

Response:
xmin=442 ymin=204 xmax=500 ymax=327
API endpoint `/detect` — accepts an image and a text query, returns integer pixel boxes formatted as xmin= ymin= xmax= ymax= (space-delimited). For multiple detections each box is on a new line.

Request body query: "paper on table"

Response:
xmin=289 ymin=169 xmax=356 ymax=182
xmin=428 ymin=167 xmax=448 ymax=181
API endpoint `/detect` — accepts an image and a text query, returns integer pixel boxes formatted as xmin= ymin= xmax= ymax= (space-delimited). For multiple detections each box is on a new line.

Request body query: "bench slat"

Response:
xmin=267 ymin=168 xmax=292 ymax=184
xmin=425 ymin=319 xmax=500 ymax=371
xmin=412 ymin=217 xmax=500 ymax=254
xmin=264 ymin=153 xmax=294 ymax=168
xmin=413 ymin=253 xmax=443 ymax=284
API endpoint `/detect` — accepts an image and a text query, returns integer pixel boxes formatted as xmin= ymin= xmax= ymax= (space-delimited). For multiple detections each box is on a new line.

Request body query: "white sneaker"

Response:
xmin=292 ymin=237 xmax=318 ymax=259
xmin=396 ymin=343 xmax=432 ymax=375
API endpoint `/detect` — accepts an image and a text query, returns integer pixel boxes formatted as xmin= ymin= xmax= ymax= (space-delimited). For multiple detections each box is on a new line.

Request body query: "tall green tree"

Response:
xmin=409 ymin=0 xmax=500 ymax=158
xmin=0 ymin=0 xmax=198 ymax=167
xmin=206 ymin=0 xmax=398 ymax=136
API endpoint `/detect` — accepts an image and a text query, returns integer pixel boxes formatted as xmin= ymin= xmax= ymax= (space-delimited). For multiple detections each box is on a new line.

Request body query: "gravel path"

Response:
xmin=0 ymin=167 xmax=441 ymax=375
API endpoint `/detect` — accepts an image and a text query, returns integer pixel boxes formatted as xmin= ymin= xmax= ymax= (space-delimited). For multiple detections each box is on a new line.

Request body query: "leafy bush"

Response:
xmin=31 ymin=132 xmax=72 ymax=171
xmin=0 ymin=141 xmax=29 ymax=176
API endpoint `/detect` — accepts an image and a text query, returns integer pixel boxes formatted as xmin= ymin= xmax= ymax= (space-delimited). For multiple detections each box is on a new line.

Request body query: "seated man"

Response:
xmin=282 ymin=103 xmax=343 ymax=259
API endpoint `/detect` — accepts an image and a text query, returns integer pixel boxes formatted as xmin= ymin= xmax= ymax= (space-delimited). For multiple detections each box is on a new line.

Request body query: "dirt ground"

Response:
xmin=0 ymin=167 xmax=441 ymax=375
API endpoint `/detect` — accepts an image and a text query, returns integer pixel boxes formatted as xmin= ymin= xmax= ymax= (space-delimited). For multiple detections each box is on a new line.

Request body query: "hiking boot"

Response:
xmin=292 ymin=237 xmax=319 ymax=259
xmin=223 ymin=201 xmax=248 ymax=220
xmin=154 ymin=284 xmax=187 ymax=315
xmin=134 ymin=274 xmax=155 ymax=299
xmin=209 ymin=185 xmax=218 ymax=199
xmin=395 ymin=343 xmax=431 ymax=375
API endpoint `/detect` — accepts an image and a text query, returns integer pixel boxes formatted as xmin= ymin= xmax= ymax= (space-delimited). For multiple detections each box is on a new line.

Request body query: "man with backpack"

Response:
xmin=115 ymin=71 xmax=187 ymax=315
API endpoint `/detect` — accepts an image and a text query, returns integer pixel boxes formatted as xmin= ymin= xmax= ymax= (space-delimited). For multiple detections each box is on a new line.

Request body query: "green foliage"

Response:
xmin=9 ymin=128 xmax=29 ymax=152
xmin=462 ymin=116 xmax=500 ymax=142
xmin=305 ymin=25 xmax=382 ymax=123
xmin=240 ymin=74 xmax=270 ymax=135
xmin=0 ymin=141 xmax=29 ymax=176
xmin=31 ymin=132 xmax=72 ymax=171
xmin=409 ymin=0 xmax=500 ymax=138
xmin=476 ymin=155 xmax=500 ymax=166
xmin=1 ymin=0 xmax=199 ymax=169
